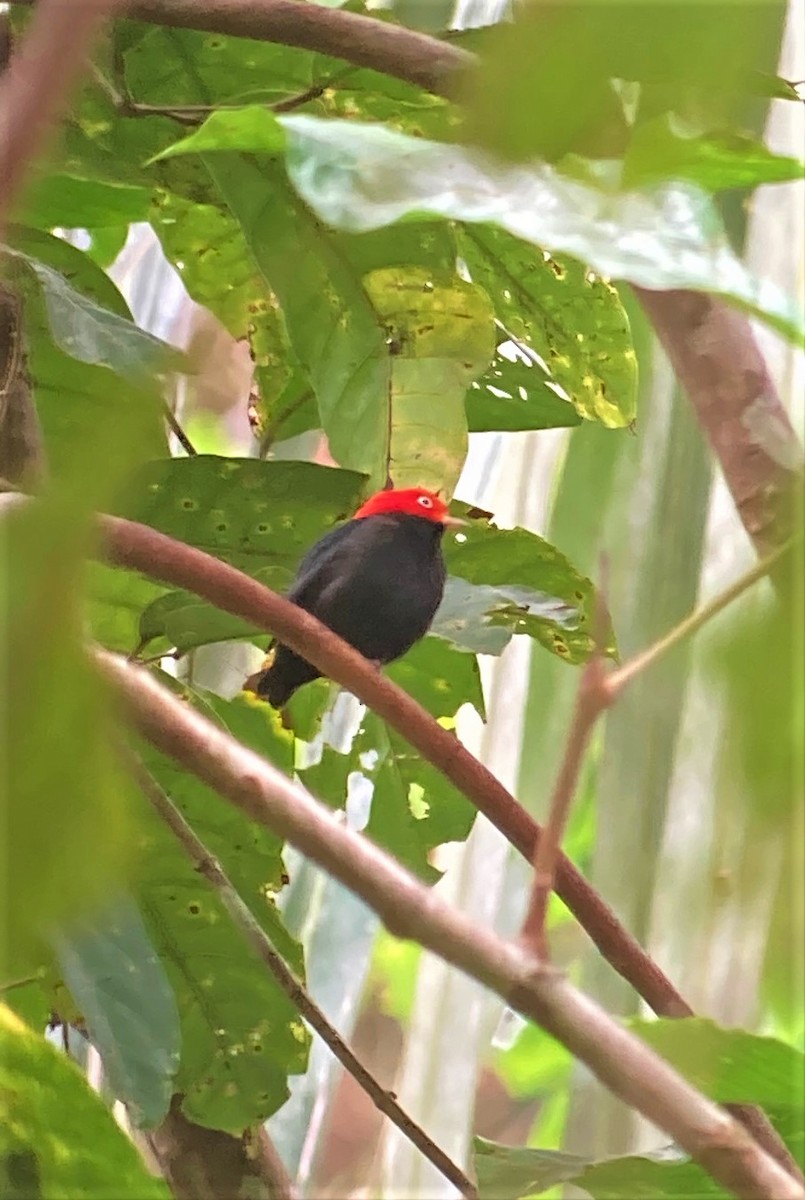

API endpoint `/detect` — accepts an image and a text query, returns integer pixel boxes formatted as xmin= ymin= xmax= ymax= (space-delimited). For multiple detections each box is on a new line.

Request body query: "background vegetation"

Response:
xmin=1 ymin=0 xmax=803 ymax=1197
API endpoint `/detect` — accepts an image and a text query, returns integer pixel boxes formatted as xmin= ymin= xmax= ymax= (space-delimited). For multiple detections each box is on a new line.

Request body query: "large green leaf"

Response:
xmin=0 ymin=1005 xmax=169 ymax=1200
xmin=134 ymin=690 xmax=308 ymax=1132
xmin=362 ymin=265 xmax=495 ymax=492
xmin=458 ymin=225 xmax=636 ymax=428
xmin=149 ymin=189 xmax=298 ymax=433
xmin=472 ymin=1137 xmax=729 ymax=1199
xmin=279 ymin=116 xmax=804 ymax=343
xmin=436 ymin=514 xmax=609 ymax=664
xmin=54 ymin=898 xmax=180 ymax=1128
xmin=299 ymin=639 xmax=481 ymax=879
xmin=627 ymin=1017 xmax=805 ymax=1109
xmin=1 ymin=500 xmax=138 ymax=977
xmin=461 ymin=0 xmax=785 ymax=163
xmin=6 ymin=228 xmax=167 ymax=480
xmin=14 ymin=173 xmax=150 ymax=232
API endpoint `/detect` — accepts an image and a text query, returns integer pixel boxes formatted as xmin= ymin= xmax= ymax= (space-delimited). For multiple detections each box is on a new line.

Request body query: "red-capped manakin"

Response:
xmin=245 ymin=486 xmax=465 ymax=706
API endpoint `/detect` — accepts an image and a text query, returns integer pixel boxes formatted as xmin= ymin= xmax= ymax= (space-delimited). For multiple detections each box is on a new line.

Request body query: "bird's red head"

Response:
xmin=353 ymin=487 xmax=465 ymax=527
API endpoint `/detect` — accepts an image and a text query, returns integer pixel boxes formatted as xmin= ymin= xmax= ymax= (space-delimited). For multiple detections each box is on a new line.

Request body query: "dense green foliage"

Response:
xmin=1 ymin=2 xmax=802 ymax=1195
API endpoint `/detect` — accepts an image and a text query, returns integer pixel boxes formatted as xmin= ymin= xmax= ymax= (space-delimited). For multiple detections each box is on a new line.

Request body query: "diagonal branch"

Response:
xmin=97 ymin=649 xmax=803 ymax=1200
xmin=95 ymin=513 xmax=800 ymax=1179
xmin=132 ymin=760 xmax=478 ymax=1200
xmin=98 ymin=512 xmax=692 ymax=1017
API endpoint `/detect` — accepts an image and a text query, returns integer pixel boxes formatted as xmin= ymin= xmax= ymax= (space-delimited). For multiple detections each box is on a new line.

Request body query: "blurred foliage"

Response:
xmin=0 ymin=1005 xmax=169 ymax=1200
xmin=4 ymin=2 xmax=801 ymax=1183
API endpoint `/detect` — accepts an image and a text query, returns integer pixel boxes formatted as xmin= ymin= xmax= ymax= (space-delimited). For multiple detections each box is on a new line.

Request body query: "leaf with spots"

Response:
xmin=458 ymin=225 xmax=636 ymax=428
xmin=363 ymin=265 xmax=495 ymax=494
xmin=117 ymin=457 xmax=365 ymax=654
xmin=434 ymin=511 xmax=614 ymax=664
xmin=134 ymin=689 xmax=308 ymax=1132
xmin=149 ymin=189 xmax=297 ymax=428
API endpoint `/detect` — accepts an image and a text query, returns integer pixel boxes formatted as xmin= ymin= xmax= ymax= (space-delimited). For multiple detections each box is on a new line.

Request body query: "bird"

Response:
xmin=244 ymin=486 xmax=465 ymax=707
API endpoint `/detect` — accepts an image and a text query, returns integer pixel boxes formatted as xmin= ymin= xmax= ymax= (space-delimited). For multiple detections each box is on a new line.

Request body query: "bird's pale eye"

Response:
xmin=417 ymin=495 xmax=434 ymax=509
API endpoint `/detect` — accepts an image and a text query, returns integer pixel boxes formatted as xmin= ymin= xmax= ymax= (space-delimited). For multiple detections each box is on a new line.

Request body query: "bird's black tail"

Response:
xmin=243 ymin=645 xmax=320 ymax=708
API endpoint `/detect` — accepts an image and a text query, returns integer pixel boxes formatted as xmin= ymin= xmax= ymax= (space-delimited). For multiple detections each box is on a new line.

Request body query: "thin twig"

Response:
xmin=608 ymin=536 xmax=798 ymax=695
xmin=131 ymin=761 xmax=478 ymax=1200
xmin=519 ymin=655 xmax=612 ymax=960
xmin=521 ymin=561 xmax=615 ymax=959
xmin=97 ymin=651 xmax=803 ymax=1200
xmin=162 ymin=401 xmax=197 ymax=456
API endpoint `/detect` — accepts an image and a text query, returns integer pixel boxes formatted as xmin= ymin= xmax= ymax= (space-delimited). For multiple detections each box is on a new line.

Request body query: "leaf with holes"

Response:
xmin=435 ymin=514 xmax=611 ymax=664
xmin=458 ymin=225 xmax=636 ymax=428
xmin=363 ymin=265 xmax=495 ymax=492
xmin=280 ymin=115 xmax=803 ymax=343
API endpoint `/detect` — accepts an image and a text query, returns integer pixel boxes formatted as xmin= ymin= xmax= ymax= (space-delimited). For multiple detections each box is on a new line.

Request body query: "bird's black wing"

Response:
xmin=286 ymin=519 xmax=374 ymax=612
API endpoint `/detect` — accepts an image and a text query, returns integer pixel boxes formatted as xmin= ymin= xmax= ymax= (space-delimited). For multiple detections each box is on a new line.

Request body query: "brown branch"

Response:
xmin=97 ymin=513 xmax=691 ymax=1015
xmin=97 ymin=650 xmax=803 ymax=1200
xmin=635 ymin=288 xmax=803 ymax=558
xmin=147 ymin=1095 xmax=278 ymax=1200
xmin=0 ymin=0 xmax=127 ymax=236
xmin=114 ymin=0 xmax=473 ymax=94
xmin=162 ymin=401 xmax=197 ymax=456
xmin=520 ymin=654 xmax=613 ymax=960
xmin=520 ymin=538 xmax=797 ymax=959
xmin=94 ymin=514 xmax=801 ymax=1180
xmin=132 ymin=760 xmax=478 ymax=1200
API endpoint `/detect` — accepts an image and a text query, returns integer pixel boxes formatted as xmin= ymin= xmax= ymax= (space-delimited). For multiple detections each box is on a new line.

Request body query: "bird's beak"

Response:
xmin=442 ymin=514 xmax=468 ymax=527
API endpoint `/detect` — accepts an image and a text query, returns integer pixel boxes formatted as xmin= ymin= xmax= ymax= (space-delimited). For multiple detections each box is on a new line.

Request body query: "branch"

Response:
xmin=635 ymin=288 xmax=803 ymax=559
xmin=0 ymin=0 xmax=127 ymax=236
xmin=520 ymin=536 xmax=798 ymax=958
xmin=132 ymin=760 xmax=478 ymax=1200
xmin=147 ymin=1095 xmax=281 ymax=1200
xmin=98 ymin=513 xmax=690 ymax=1017
xmin=97 ymin=650 xmax=803 ymax=1200
xmin=95 ymin=515 xmax=800 ymax=1179
xmin=118 ymin=0 xmax=472 ymax=94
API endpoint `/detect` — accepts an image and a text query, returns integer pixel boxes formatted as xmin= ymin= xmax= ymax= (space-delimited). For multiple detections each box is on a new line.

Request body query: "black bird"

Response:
xmin=245 ymin=486 xmax=465 ymax=707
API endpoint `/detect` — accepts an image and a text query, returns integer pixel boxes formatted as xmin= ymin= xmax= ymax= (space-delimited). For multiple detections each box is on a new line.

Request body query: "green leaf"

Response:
xmin=472 ymin=1137 xmax=731 ymax=1200
xmin=149 ymin=189 xmax=297 ymax=429
xmin=576 ymin=1153 xmax=726 ymax=1199
xmin=205 ymin=152 xmax=392 ymax=484
xmin=627 ymin=1017 xmax=805 ymax=1109
xmin=353 ymin=714 xmax=476 ymax=882
xmin=0 ymin=1005 xmax=169 ymax=1200
xmin=458 ymin=225 xmax=637 ymax=428
xmin=54 ymin=898 xmax=180 ymax=1128
xmin=460 ymin=0 xmax=784 ymax=163
xmin=1 ymin=501 xmax=138 ymax=976
xmin=280 ymin=115 xmax=804 ymax=343
xmin=473 ymin=1137 xmax=587 ymax=1199
xmin=467 ymin=349 xmax=583 ymax=433
xmin=362 ymin=265 xmax=495 ymax=492
xmin=118 ymin=457 xmax=365 ymax=652
xmin=151 ymin=105 xmax=286 ymax=161
xmin=435 ymin=516 xmax=608 ymax=664
xmin=385 ymin=635 xmax=485 ymax=720
xmin=6 ymin=228 xmax=181 ymax=378
xmin=14 ymin=173 xmax=150 ymax=231
xmin=623 ymin=115 xmax=805 ymax=190
xmin=134 ymin=693 xmax=308 ymax=1132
